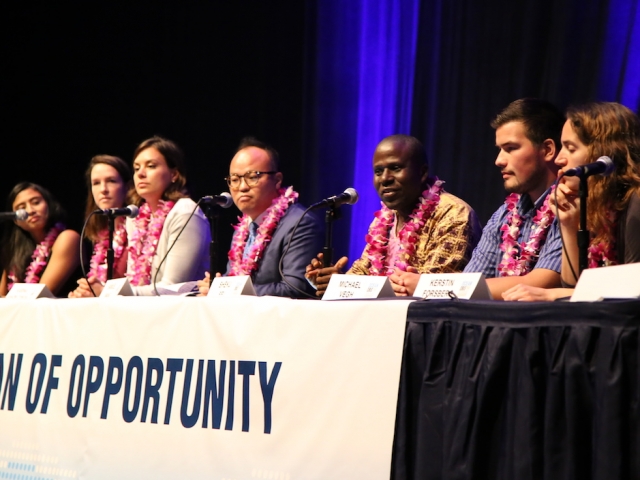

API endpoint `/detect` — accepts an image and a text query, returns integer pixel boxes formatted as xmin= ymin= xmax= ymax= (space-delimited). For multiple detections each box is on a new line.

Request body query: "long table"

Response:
xmin=2 ymin=296 xmax=639 ymax=479
xmin=392 ymin=298 xmax=640 ymax=480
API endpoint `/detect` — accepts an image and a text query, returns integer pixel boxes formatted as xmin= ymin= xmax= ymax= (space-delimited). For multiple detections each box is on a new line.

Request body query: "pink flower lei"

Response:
xmin=88 ymin=222 xmax=128 ymax=283
xmin=497 ymin=188 xmax=556 ymax=277
xmin=587 ymin=211 xmax=618 ymax=268
xmin=363 ymin=178 xmax=444 ymax=276
xmin=228 ymin=186 xmax=298 ymax=276
xmin=8 ymin=222 xmax=66 ymax=289
xmin=588 ymin=241 xmax=617 ymax=268
xmin=126 ymin=200 xmax=175 ymax=286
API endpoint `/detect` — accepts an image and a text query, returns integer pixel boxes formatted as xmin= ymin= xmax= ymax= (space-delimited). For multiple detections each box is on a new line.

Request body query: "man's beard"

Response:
xmin=503 ymin=169 xmax=547 ymax=196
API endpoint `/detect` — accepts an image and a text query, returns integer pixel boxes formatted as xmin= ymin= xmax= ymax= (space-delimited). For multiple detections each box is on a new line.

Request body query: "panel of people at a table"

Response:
xmin=1 ymin=99 xmax=639 ymax=301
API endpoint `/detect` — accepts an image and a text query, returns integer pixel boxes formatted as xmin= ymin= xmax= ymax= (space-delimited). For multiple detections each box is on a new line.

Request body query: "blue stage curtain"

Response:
xmin=347 ymin=0 xmax=421 ymax=262
xmin=599 ymin=0 xmax=640 ymax=110
xmin=303 ymin=0 xmax=420 ymax=262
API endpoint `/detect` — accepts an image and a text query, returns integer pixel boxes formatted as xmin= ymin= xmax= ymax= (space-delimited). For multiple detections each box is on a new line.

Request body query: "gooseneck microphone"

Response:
xmin=310 ymin=188 xmax=359 ymax=269
xmin=0 ymin=209 xmax=29 ymax=221
xmin=200 ymin=192 xmax=234 ymax=208
xmin=94 ymin=205 xmax=140 ymax=218
xmin=563 ymin=156 xmax=615 ymax=178
xmin=310 ymin=188 xmax=359 ymax=210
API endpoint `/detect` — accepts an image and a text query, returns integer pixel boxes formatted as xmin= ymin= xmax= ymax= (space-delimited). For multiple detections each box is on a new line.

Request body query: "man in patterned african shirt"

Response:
xmin=305 ymin=134 xmax=482 ymax=297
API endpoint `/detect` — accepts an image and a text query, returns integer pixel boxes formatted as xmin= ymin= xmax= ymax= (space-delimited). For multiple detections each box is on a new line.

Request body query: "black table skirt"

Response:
xmin=391 ymin=299 xmax=640 ymax=480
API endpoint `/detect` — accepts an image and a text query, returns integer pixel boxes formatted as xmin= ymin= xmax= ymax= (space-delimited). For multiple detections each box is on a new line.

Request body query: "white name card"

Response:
xmin=100 ymin=278 xmax=134 ymax=297
xmin=571 ymin=262 xmax=640 ymax=302
xmin=6 ymin=283 xmax=55 ymax=299
xmin=413 ymin=272 xmax=491 ymax=300
xmin=208 ymin=275 xmax=256 ymax=297
xmin=322 ymin=274 xmax=395 ymax=300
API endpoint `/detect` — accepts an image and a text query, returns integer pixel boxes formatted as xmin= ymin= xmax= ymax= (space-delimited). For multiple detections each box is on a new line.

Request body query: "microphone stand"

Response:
xmin=323 ymin=206 xmax=341 ymax=267
xmin=106 ymin=214 xmax=116 ymax=281
xmin=201 ymin=203 xmax=222 ymax=285
xmin=578 ymin=176 xmax=589 ymax=275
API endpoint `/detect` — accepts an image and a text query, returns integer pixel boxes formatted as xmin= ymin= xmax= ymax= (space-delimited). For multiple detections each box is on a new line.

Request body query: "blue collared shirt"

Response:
xmin=464 ymin=188 xmax=562 ymax=278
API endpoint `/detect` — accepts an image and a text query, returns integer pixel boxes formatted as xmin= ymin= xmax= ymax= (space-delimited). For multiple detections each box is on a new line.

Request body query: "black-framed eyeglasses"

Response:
xmin=225 ymin=171 xmax=278 ymax=188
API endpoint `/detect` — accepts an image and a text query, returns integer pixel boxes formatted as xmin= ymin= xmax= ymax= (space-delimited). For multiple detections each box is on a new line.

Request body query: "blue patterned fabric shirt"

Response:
xmin=463 ymin=187 xmax=562 ymax=278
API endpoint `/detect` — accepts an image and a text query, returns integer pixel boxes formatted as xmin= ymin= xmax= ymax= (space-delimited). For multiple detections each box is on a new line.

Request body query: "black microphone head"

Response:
xmin=201 ymin=193 xmax=234 ymax=208
xmin=125 ymin=205 xmax=140 ymax=218
xmin=15 ymin=209 xmax=28 ymax=221
xmin=597 ymin=156 xmax=615 ymax=176
xmin=344 ymin=187 xmax=359 ymax=205
xmin=563 ymin=156 xmax=616 ymax=178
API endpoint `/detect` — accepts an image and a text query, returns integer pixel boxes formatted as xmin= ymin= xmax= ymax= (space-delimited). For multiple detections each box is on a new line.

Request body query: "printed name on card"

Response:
xmin=413 ymin=273 xmax=491 ymax=300
xmin=208 ymin=275 xmax=257 ymax=297
xmin=100 ymin=278 xmax=134 ymax=297
xmin=322 ymin=274 xmax=395 ymax=300
xmin=6 ymin=283 xmax=55 ymax=299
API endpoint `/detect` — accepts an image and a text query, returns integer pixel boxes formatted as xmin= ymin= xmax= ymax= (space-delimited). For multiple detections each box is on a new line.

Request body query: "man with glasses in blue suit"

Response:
xmin=197 ymin=137 xmax=323 ymax=298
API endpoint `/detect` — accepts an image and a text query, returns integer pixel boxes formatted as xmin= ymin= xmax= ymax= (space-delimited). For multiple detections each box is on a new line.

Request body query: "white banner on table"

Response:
xmin=0 ymin=296 xmax=411 ymax=479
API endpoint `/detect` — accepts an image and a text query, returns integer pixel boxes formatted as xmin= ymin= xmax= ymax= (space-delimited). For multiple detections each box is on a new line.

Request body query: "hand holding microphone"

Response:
xmin=554 ymin=156 xmax=615 ymax=229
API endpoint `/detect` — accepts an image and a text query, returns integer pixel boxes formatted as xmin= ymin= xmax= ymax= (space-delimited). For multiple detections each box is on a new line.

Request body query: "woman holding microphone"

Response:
xmin=503 ymin=102 xmax=640 ymax=301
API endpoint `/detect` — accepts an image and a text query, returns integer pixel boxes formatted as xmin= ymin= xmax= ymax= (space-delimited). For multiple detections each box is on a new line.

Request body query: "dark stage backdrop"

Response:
xmin=1 ymin=1 xmax=307 ymax=271
xmin=2 ymin=0 xmax=639 ymax=270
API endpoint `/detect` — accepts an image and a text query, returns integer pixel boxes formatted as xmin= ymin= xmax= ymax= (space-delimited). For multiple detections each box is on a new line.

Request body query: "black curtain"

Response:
xmin=410 ymin=0 xmax=613 ymax=222
xmin=1 ymin=1 xmax=307 ymax=267
xmin=393 ymin=299 xmax=640 ymax=479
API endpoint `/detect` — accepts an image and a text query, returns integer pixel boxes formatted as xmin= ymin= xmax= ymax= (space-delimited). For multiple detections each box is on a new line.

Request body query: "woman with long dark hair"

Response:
xmin=0 ymin=182 xmax=80 ymax=296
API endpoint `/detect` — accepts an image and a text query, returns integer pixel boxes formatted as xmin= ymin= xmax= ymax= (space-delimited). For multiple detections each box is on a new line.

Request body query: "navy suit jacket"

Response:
xmin=226 ymin=203 xmax=324 ymax=298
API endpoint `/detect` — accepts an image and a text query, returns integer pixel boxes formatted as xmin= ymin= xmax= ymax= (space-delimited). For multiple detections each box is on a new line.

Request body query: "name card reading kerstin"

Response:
xmin=413 ymin=272 xmax=491 ymax=300
xmin=100 ymin=278 xmax=134 ymax=297
xmin=323 ymin=274 xmax=395 ymax=300
xmin=6 ymin=283 xmax=55 ymax=300
xmin=208 ymin=275 xmax=257 ymax=297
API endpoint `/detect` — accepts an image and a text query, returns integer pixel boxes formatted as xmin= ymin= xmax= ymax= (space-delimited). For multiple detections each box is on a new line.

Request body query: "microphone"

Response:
xmin=563 ymin=156 xmax=615 ymax=178
xmin=0 ymin=209 xmax=28 ymax=221
xmin=94 ymin=205 xmax=140 ymax=218
xmin=310 ymin=188 xmax=359 ymax=210
xmin=200 ymin=192 xmax=234 ymax=208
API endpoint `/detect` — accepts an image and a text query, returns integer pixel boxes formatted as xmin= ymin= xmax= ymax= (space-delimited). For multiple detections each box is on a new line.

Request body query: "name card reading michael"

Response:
xmin=413 ymin=272 xmax=491 ymax=300
xmin=322 ymin=274 xmax=394 ymax=300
